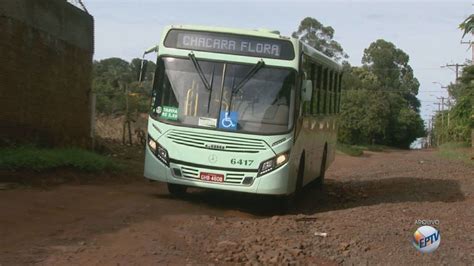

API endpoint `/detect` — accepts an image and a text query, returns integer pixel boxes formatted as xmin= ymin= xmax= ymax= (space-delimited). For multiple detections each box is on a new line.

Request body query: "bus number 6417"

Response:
xmin=230 ymin=158 xmax=254 ymax=166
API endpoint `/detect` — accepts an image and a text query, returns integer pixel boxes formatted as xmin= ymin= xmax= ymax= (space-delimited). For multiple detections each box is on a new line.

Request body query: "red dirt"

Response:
xmin=0 ymin=149 xmax=473 ymax=265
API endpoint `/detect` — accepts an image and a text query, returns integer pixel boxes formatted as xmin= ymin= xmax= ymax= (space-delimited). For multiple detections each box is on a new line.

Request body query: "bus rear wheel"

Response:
xmin=167 ymin=183 xmax=187 ymax=196
xmin=314 ymin=147 xmax=327 ymax=188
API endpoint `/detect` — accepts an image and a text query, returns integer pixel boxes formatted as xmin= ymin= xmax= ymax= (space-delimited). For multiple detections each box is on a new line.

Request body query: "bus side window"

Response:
xmin=333 ymin=73 xmax=338 ymax=114
xmin=338 ymin=73 xmax=342 ymax=112
xmin=328 ymin=70 xmax=333 ymax=114
xmin=303 ymin=71 xmax=310 ymax=116
xmin=302 ymin=56 xmax=312 ymax=117
xmin=322 ymin=68 xmax=328 ymax=115
xmin=310 ymin=64 xmax=317 ymax=115
xmin=316 ymin=65 xmax=323 ymax=114
xmin=326 ymin=69 xmax=331 ymax=114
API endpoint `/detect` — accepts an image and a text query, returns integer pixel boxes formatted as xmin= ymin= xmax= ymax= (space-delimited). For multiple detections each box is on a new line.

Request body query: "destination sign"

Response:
xmin=164 ymin=29 xmax=295 ymax=60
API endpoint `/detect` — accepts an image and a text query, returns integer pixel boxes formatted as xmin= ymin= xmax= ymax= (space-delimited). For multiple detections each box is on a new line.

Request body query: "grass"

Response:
xmin=0 ymin=146 xmax=121 ymax=172
xmin=336 ymin=143 xmax=391 ymax=156
xmin=363 ymin=144 xmax=389 ymax=152
xmin=437 ymin=142 xmax=474 ymax=165
xmin=336 ymin=143 xmax=364 ymax=156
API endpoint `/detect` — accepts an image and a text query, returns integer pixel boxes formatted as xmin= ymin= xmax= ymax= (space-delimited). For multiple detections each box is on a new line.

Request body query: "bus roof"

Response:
xmin=158 ymin=24 xmax=342 ymax=71
xmin=300 ymin=41 xmax=342 ymax=72
xmin=164 ymin=24 xmax=292 ymax=41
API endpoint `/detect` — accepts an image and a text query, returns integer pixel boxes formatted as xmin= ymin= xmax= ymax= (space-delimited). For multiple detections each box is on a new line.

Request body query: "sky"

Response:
xmin=85 ymin=0 xmax=473 ymax=125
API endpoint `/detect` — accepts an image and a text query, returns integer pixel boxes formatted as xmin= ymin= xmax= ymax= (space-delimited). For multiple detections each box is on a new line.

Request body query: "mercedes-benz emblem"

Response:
xmin=208 ymin=154 xmax=217 ymax=164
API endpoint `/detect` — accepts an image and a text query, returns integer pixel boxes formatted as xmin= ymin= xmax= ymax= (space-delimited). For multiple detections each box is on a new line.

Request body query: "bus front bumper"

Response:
xmin=144 ymin=147 xmax=292 ymax=195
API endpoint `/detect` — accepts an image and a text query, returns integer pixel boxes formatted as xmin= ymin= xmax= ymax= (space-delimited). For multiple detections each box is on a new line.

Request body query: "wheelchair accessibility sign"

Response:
xmin=219 ymin=111 xmax=238 ymax=131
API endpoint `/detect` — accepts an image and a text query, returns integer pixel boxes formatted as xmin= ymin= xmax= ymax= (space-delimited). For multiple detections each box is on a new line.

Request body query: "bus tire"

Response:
xmin=167 ymin=183 xmax=187 ymax=196
xmin=314 ymin=145 xmax=327 ymax=188
xmin=277 ymin=155 xmax=305 ymax=213
xmin=278 ymin=194 xmax=295 ymax=214
xmin=295 ymin=154 xmax=305 ymax=197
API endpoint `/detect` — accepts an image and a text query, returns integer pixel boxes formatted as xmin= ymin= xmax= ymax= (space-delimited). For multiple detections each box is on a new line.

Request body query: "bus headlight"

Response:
xmin=258 ymin=151 xmax=290 ymax=177
xmin=148 ymin=137 xmax=157 ymax=153
xmin=148 ymin=135 xmax=169 ymax=166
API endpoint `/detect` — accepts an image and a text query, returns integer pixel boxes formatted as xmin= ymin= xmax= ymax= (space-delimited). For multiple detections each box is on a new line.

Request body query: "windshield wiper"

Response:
xmin=188 ymin=52 xmax=212 ymax=91
xmin=228 ymin=59 xmax=265 ymax=111
xmin=231 ymin=59 xmax=265 ymax=95
xmin=189 ymin=52 xmax=216 ymax=112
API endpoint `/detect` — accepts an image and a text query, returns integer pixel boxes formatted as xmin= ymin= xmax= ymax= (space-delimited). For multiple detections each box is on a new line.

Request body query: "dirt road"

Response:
xmin=0 ymin=149 xmax=473 ymax=265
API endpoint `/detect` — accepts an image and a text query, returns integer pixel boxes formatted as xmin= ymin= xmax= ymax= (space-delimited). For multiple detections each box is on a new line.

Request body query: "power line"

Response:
xmin=441 ymin=63 xmax=466 ymax=83
xmin=341 ymin=89 xmax=444 ymax=93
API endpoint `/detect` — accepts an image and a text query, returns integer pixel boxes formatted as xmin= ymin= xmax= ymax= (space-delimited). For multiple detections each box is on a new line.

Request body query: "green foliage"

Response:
xmin=365 ymin=145 xmax=387 ymax=152
xmin=391 ymin=108 xmax=425 ymax=148
xmin=338 ymin=40 xmax=425 ymax=148
xmin=431 ymin=65 xmax=474 ymax=145
xmin=336 ymin=143 xmax=388 ymax=156
xmin=460 ymin=14 xmax=474 ymax=38
xmin=437 ymin=142 xmax=473 ymax=165
xmin=362 ymin=39 xmax=420 ymax=111
xmin=431 ymin=14 xmax=474 ymax=145
xmin=93 ymin=58 xmax=155 ymax=115
xmin=336 ymin=143 xmax=364 ymax=157
xmin=0 ymin=147 xmax=120 ymax=172
xmin=292 ymin=17 xmax=348 ymax=61
xmin=338 ymin=89 xmax=390 ymax=145
xmin=439 ymin=142 xmax=470 ymax=149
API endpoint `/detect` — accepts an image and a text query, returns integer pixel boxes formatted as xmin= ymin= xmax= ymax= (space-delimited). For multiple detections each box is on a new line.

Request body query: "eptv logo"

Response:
xmin=413 ymin=226 xmax=441 ymax=253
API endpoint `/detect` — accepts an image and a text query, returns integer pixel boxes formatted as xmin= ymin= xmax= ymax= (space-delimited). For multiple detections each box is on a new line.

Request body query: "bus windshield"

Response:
xmin=151 ymin=57 xmax=295 ymax=134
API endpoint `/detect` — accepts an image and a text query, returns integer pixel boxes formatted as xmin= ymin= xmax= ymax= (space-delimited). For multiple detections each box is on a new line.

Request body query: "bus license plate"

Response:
xmin=200 ymin=172 xmax=224 ymax=183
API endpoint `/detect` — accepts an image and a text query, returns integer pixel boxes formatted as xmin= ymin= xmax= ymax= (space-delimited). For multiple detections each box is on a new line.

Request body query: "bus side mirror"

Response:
xmin=138 ymin=60 xmax=148 ymax=82
xmin=138 ymin=45 xmax=159 ymax=82
xmin=301 ymin=80 xmax=312 ymax=101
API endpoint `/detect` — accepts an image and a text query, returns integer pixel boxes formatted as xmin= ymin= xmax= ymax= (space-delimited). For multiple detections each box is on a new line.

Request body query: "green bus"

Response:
xmin=142 ymin=25 xmax=342 ymax=199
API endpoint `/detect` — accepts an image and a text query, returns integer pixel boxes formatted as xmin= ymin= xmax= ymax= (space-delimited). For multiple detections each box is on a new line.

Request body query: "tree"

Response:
xmin=459 ymin=14 xmax=474 ymax=38
xmin=434 ymin=65 xmax=474 ymax=144
xmin=338 ymin=41 xmax=425 ymax=148
xmin=338 ymin=90 xmax=391 ymax=145
xmin=92 ymin=58 xmax=155 ymax=115
xmin=339 ymin=65 xmax=391 ymax=144
xmin=391 ymin=107 xmax=425 ymax=148
xmin=431 ymin=17 xmax=474 ymax=146
xmin=292 ymin=17 xmax=348 ymax=61
xmin=362 ymin=39 xmax=421 ymax=111
xmin=459 ymin=15 xmax=474 ymax=146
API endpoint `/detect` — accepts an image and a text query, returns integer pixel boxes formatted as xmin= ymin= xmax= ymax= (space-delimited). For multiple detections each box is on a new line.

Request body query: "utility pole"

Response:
xmin=446 ymin=98 xmax=452 ymax=128
xmin=434 ymin=101 xmax=443 ymax=126
xmin=433 ymin=102 xmax=444 ymax=145
xmin=427 ymin=119 xmax=432 ymax=148
xmin=440 ymin=97 xmax=453 ymax=143
xmin=437 ymin=97 xmax=448 ymax=126
xmin=432 ymin=82 xmax=449 ymax=97
xmin=432 ymin=114 xmax=440 ymax=147
xmin=431 ymin=115 xmax=435 ymax=147
xmin=442 ymin=63 xmax=466 ymax=84
xmin=431 ymin=83 xmax=449 ymax=145
xmin=461 ymin=40 xmax=474 ymax=64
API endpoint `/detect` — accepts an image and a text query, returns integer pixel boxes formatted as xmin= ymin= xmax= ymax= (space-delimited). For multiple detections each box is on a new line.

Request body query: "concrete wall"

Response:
xmin=0 ymin=0 xmax=94 ymax=147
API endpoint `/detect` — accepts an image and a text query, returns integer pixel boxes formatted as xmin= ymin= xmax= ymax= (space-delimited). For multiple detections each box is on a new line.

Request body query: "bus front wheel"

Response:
xmin=294 ymin=155 xmax=305 ymax=197
xmin=278 ymin=155 xmax=305 ymax=213
xmin=167 ymin=183 xmax=187 ymax=196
